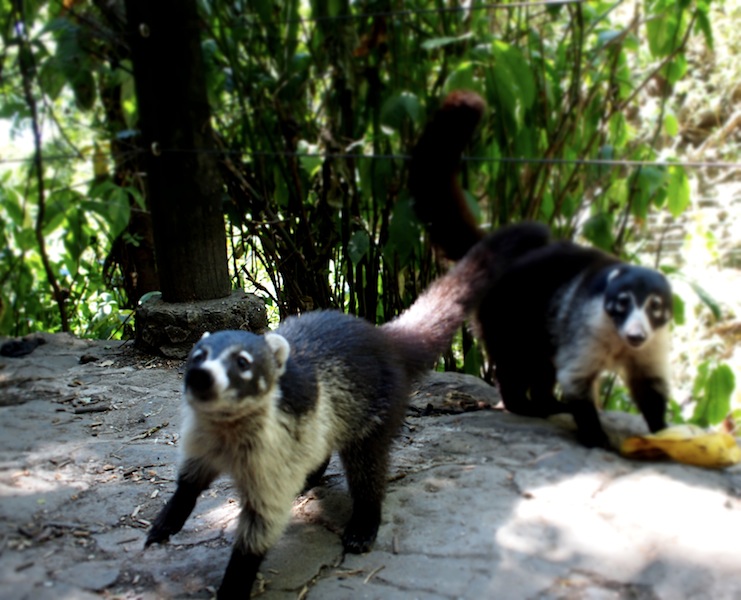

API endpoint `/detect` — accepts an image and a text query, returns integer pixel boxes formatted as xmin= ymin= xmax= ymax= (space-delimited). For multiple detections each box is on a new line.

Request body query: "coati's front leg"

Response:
xmin=146 ymin=457 xmax=218 ymax=547
xmin=560 ymin=376 xmax=610 ymax=449
xmin=217 ymin=501 xmax=293 ymax=599
xmin=627 ymin=371 xmax=668 ymax=433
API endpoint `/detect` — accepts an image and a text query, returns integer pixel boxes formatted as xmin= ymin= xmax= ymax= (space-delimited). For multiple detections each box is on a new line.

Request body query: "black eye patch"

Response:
xmin=607 ymin=292 xmax=632 ymax=314
xmin=235 ymin=353 xmax=251 ymax=371
xmin=191 ymin=348 xmax=207 ymax=364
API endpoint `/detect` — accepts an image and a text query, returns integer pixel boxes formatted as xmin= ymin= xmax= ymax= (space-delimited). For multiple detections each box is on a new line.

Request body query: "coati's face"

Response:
xmin=183 ymin=331 xmax=290 ymax=415
xmin=603 ymin=266 xmax=672 ymax=349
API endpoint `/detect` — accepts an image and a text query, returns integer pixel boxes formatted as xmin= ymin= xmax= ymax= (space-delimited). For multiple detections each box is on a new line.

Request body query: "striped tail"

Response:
xmin=409 ymin=90 xmax=488 ymax=261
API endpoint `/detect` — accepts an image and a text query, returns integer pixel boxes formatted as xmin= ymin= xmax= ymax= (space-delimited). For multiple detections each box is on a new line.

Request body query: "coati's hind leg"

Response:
xmin=302 ymin=455 xmax=331 ymax=493
xmin=496 ymin=355 xmax=561 ymax=418
xmin=146 ymin=457 xmax=218 ymax=547
xmin=529 ymin=359 xmax=569 ymax=417
xmin=339 ymin=429 xmax=395 ymax=554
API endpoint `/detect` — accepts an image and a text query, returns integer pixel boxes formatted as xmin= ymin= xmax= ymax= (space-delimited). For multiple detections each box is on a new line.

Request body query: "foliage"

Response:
xmin=0 ymin=0 xmax=736 ymax=424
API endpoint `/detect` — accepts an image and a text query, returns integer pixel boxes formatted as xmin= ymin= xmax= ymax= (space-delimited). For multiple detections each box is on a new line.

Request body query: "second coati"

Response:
xmin=410 ymin=90 xmax=673 ymax=449
xmin=144 ymin=223 xmax=549 ymax=599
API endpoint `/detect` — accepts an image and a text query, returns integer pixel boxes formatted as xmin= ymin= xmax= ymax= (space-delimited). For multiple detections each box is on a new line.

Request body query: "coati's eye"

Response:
xmin=191 ymin=348 xmax=207 ymax=364
xmin=235 ymin=352 xmax=252 ymax=372
xmin=648 ymin=296 xmax=665 ymax=320
xmin=614 ymin=292 xmax=631 ymax=312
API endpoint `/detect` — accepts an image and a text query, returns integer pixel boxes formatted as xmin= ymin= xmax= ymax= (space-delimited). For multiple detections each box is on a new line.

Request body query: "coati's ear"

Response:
xmin=200 ymin=331 xmax=210 ymax=339
xmin=264 ymin=333 xmax=290 ymax=376
xmin=607 ymin=268 xmax=622 ymax=281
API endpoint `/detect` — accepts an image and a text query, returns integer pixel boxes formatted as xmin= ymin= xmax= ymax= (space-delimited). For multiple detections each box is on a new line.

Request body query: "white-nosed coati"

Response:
xmin=144 ymin=223 xmax=550 ymax=599
xmin=410 ymin=90 xmax=673 ymax=449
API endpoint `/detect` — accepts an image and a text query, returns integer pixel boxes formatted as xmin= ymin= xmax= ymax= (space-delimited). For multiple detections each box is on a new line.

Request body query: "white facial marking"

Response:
xmin=621 ymin=307 xmax=652 ymax=346
xmin=645 ymin=294 xmax=665 ymax=321
xmin=236 ymin=350 xmax=254 ymax=380
xmin=607 ymin=268 xmax=622 ymax=281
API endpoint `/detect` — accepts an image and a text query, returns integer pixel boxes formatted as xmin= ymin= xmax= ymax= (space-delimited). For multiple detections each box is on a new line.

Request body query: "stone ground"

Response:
xmin=2 ymin=333 xmax=741 ymax=600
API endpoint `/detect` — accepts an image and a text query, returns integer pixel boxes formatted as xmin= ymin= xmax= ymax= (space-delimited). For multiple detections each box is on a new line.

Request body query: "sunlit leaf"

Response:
xmin=672 ymin=293 xmax=685 ymax=326
xmin=664 ymin=113 xmax=679 ymax=137
xmin=689 ymin=281 xmax=722 ymax=321
xmin=667 ymin=165 xmax=690 ymax=217
xmin=691 ymin=362 xmax=735 ymax=427
xmin=490 ymin=41 xmax=535 ymax=125
xmin=422 ymin=33 xmax=473 ymax=51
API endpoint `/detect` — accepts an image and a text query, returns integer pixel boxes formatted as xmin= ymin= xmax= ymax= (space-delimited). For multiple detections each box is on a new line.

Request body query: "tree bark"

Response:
xmin=124 ymin=0 xmax=230 ymax=302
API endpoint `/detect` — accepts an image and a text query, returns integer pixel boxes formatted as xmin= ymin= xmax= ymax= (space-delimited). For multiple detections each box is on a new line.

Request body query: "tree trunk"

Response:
xmin=124 ymin=0 xmax=230 ymax=302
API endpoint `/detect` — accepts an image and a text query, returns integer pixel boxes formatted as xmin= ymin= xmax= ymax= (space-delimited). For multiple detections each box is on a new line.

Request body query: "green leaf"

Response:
xmin=386 ymin=196 xmax=420 ymax=265
xmin=692 ymin=362 xmax=735 ymax=426
xmin=662 ymin=54 xmax=687 ymax=85
xmin=581 ymin=213 xmax=614 ymax=251
xmin=672 ymin=293 xmax=685 ymax=326
xmin=667 ymin=165 xmax=690 ymax=217
xmin=380 ymin=92 xmax=421 ymax=131
xmin=646 ymin=11 xmax=680 ymax=57
xmin=443 ymin=62 xmax=477 ymax=95
xmin=664 ymin=113 xmax=679 ymax=137
xmin=83 ymin=184 xmax=131 ymax=241
xmin=689 ymin=281 xmax=722 ymax=321
xmin=348 ymin=230 xmax=370 ymax=266
xmin=463 ymin=345 xmax=484 ymax=376
xmin=705 ymin=365 xmax=735 ymax=422
xmin=38 ymin=57 xmax=66 ymax=99
xmin=422 ymin=33 xmax=473 ymax=51
xmin=490 ymin=41 xmax=536 ymax=124
xmin=462 ymin=190 xmax=482 ymax=224
xmin=695 ymin=7 xmax=714 ymax=49
xmin=1 ymin=186 xmax=24 ymax=226
xmin=297 ymin=140 xmax=322 ymax=177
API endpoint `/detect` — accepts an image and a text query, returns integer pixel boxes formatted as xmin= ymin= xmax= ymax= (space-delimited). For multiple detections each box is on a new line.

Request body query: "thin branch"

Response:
xmin=12 ymin=0 xmax=69 ymax=331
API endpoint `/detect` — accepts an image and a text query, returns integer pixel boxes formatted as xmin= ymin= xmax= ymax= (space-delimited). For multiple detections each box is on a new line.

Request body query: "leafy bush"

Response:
xmin=0 ymin=0 xmax=735 ymax=425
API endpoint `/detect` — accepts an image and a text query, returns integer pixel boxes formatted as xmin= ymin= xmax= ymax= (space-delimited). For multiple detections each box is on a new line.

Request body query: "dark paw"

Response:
xmin=576 ymin=429 xmax=610 ymax=449
xmin=144 ymin=526 xmax=171 ymax=548
xmin=342 ymin=523 xmax=378 ymax=554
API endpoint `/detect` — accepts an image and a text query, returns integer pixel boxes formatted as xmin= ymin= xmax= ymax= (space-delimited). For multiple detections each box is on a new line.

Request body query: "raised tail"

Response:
xmin=410 ymin=90 xmax=488 ymax=260
xmin=381 ymin=222 xmax=551 ymax=377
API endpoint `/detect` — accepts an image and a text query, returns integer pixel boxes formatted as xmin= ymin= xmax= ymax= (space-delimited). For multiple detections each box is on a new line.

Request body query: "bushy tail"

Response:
xmin=381 ymin=222 xmax=550 ymax=377
xmin=409 ymin=90 xmax=488 ymax=260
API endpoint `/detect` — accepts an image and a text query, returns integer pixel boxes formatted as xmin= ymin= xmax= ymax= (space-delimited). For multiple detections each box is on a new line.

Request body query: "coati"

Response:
xmin=144 ymin=223 xmax=550 ymax=599
xmin=410 ymin=90 xmax=673 ymax=449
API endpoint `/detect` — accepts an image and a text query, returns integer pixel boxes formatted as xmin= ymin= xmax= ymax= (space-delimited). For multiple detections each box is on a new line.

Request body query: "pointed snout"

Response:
xmin=622 ymin=311 xmax=650 ymax=348
xmin=625 ymin=331 xmax=647 ymax=347
xmin=185 ymin=367 xmax=216 ymax=400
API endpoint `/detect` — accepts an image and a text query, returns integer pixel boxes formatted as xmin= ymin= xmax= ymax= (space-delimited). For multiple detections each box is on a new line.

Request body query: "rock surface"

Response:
xmin=1 ymin=333 xmax=740 ymax=599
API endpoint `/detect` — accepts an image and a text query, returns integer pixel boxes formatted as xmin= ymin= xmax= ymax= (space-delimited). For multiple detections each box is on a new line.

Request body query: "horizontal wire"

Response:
xmin=2 ymin=149 xmax=740 ymax=170
xmin=273 ymin=0 xmax=584 ymax=24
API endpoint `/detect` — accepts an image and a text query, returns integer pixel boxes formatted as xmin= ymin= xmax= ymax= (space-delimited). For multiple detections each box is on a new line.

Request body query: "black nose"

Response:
xmin=185 ymin=367 xmax=215 ymax=398
xmin=626 ymin=333 xmax=646 ymax=347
